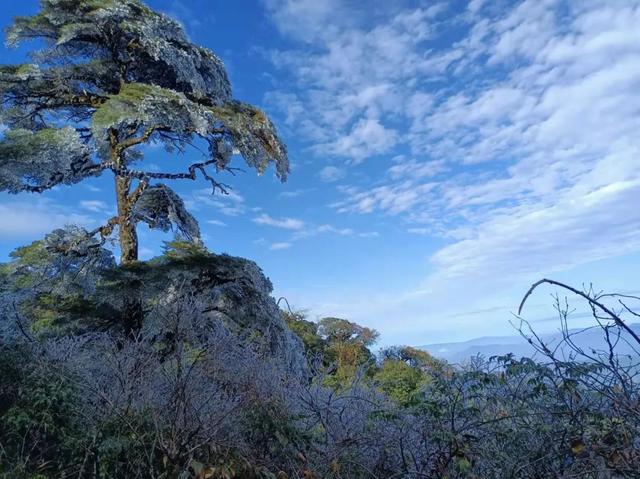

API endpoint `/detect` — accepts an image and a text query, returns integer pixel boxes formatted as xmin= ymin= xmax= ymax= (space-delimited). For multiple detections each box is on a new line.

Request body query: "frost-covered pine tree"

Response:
xmin=0 ymin=0 xmax=288 ymax=263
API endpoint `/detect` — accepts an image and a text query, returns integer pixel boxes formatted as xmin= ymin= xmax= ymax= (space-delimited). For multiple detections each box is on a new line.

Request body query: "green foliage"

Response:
xmin=394 ymin=345 xmax=442 ymax=368
xmin=282 ymin=310 xmax=325 ymax=357
xmin=0 ymin=127 xmax=92 ymax=193
xmin=374 ymin=358 xmax=426 ymax=406
xmin=284 ymin=320 xmax=443 ymax=405
xmin=209 ymin=101 xmax=289 ymax=178
xmin=0 ymin=228 xmax=117 ymax=336
xmin=133 ymin=185 xmax=201 ymax=242
xmin=91 ymin=83 xmax=168 ymax=130
xmin=22 ymin=292 xmax=101 ymax=335
xmin=282 ymin=311 xmax=381 ymax=387
xmin=243 ymin=398 xmax=307 ymax=472
xmin=0 ymin=348 xmax=86 ymax=477
xmin=4 ymin=239 xmax=50 ymax=290
xmin=318 ymin=316 xmax=379 ymax=346
xmin=318 ymin=317 xmax=378 ymax=386
xmin=92 ymin=413 xmax=159 ymax=478
xmin=161 ymin=239 xmax=213 ymax=261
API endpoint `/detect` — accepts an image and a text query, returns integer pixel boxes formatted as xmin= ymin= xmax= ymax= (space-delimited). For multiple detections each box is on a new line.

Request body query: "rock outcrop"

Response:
xmin=97 ymin=247 xmax=308 ymax=377
xmin=1 ymin=231 xmax=307 ymax=377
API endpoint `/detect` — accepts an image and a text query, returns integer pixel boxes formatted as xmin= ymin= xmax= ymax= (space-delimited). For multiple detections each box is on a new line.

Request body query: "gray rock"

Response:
xmin=103 ymin=250 xmax=308 ymax=377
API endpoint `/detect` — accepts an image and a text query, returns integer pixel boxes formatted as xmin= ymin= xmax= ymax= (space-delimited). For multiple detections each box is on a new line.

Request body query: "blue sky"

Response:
xmin=1 ymin=0 xmax=640 ymax=346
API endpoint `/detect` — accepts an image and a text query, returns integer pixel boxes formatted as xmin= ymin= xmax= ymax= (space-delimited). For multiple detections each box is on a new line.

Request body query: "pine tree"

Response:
xmin=0 ymin=0 xmax=288 ymax=263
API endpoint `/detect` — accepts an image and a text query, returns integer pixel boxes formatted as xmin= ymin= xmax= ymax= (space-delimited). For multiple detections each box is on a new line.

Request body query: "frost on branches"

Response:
xmin=0 ymin=0 xmax=288 ymax=263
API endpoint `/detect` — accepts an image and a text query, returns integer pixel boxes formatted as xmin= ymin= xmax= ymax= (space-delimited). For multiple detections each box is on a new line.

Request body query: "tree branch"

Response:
xmin=117 ymin=125 xmax=168 ymax=152
xmin=127 ymin=178 xmax=149 ymax=206
xmin=121 ymin=159 xmax=232 ymax=195
xmin=518 ymin=278 xmax=640 ymax=346
xmin=17 ymin=162 xmax=108 ymax=193
xmin=87 ymin=216 xmax=120 ymax=242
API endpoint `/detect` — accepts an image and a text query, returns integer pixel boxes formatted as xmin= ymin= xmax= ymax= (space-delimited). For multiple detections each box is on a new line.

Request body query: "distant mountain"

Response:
xmin=420 ymin=324 xmax=640 ymax=364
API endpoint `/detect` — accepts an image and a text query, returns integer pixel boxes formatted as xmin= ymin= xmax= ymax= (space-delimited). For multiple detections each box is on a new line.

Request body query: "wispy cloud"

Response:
xmin=253 ymin=216 xmax=370 ymax=248
xmin=80 ymin=200 xmax=110 ymax=213
xmin=270 ymin=0 xmax=640 ymax=282
xmin=264 ymin=1 xmax=446 ymax=164
xmin=270 ymin=241 xmax=292 ymax=250
xmin=0 ymin=199 xmax=96 ymax=239
xmin=428 ymin=180 xmax=640 ymax=287
xmin=279 ymin=188 xmax=315 ymax=198
xmin=206 ymin=219 xmax=227 ymax=227
xmin=139 ymin=247 xmax=156 ymax=260
xmin=188 ymin=189 xmax=246 ymax=217
xmin=83 ymin=184 xmax=102 ymax=193
xmin=262 ymin=0 xmax=640 ymax=342
xmin=253 ymin=213 xmax=305 ymax=230
xmin=318 ymin=166 xmax=345 ymax=182
xmin=262 ymin=0 xmax=348 ymax=43
xmin=298 ymin=224 xmax=354 ymax=238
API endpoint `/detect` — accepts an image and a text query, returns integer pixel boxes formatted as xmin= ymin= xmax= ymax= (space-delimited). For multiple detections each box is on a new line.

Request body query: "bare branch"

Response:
xmin=87 ymin=216 xmax=120 ymax=242
xmin=519 ymin=278 xmax=640 ymax=345
xmin=122 ymin=159 xmax=232 ymax=195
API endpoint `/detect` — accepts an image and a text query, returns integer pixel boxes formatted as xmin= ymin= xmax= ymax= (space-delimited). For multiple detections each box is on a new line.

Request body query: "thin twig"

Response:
xmin=518 ymin=278 xmax=640 ymax=345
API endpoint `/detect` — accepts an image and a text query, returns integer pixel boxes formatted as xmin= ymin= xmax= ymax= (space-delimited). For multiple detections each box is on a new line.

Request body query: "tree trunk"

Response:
xmin=115 ymin=175 xmax=138 ymax=264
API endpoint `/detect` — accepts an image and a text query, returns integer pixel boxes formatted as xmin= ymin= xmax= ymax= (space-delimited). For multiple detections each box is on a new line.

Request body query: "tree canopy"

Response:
xmin=0 ymin=0 xmax=288 ymax=263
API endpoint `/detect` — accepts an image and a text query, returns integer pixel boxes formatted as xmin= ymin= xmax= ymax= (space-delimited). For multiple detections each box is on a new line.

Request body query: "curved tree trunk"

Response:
xmin=115 ymin=175 xmax=138 ymax=264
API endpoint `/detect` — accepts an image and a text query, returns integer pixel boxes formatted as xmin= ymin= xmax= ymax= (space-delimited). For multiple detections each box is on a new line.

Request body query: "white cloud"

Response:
xmin=387 ymin=157 xmax=447 ymax=180
xmin=333 ymin=182 xmax=438 ymax=215
xmin=270 ymin=241 xmax=293 ymax=250
xmin=327 ymin=117 xmax=397 ymax=162
xmin=468 ymin=0 xmax=486 ymax=14
xmin=206 ymin=219 xmax=227 ymax=227
xmin=316 ymin=224 xmax=353 ymax=236
xmin=291 ymin=223 xmax=357 ymax=241
xmin=80 ymin=200 xmax=110 ymax=213
xmin=318 ymin=166 xmax=345 ymax=182
xmin=487 ymin=0 xmax=559 ymax=65
xmin=279 ymin=188 xmax=314 ymax=198
xmin=0 ymin=199 xmax=96 ymax=239
xmin=326 ymin=0 xmax=640 ymax=282
xmin=429 ymin=179 xmax=640 ymax=286
xmin=264 ymin=2 xmax=446 ymax=165
xmin=262 ymin=0 xmax=347 ymax=42
xmin=189 ymin=189 xmax=246 ymax=217
xmin=253 ymin=213 xmax=305 ymax=230
xmin=264 ymin=0 xmax=640 ymax=342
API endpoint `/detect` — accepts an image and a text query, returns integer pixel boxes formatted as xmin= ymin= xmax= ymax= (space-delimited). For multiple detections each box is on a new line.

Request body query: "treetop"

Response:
xmin=0 ymin=0 xmax=289 ymax=262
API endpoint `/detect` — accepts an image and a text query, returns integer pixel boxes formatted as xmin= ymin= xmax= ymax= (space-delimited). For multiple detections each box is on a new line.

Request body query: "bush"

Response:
xmin=1 ymin=241 xmax=639 ymax=478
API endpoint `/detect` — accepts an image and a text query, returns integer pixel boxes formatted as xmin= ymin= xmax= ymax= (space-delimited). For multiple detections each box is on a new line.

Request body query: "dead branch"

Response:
xmin=519 ymin=278 xmax=640 ymax=346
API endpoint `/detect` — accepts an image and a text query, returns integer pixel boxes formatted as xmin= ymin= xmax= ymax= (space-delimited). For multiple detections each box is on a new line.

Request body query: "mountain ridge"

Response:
xmin=419 ymin=323 xmax=640 ymax=363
